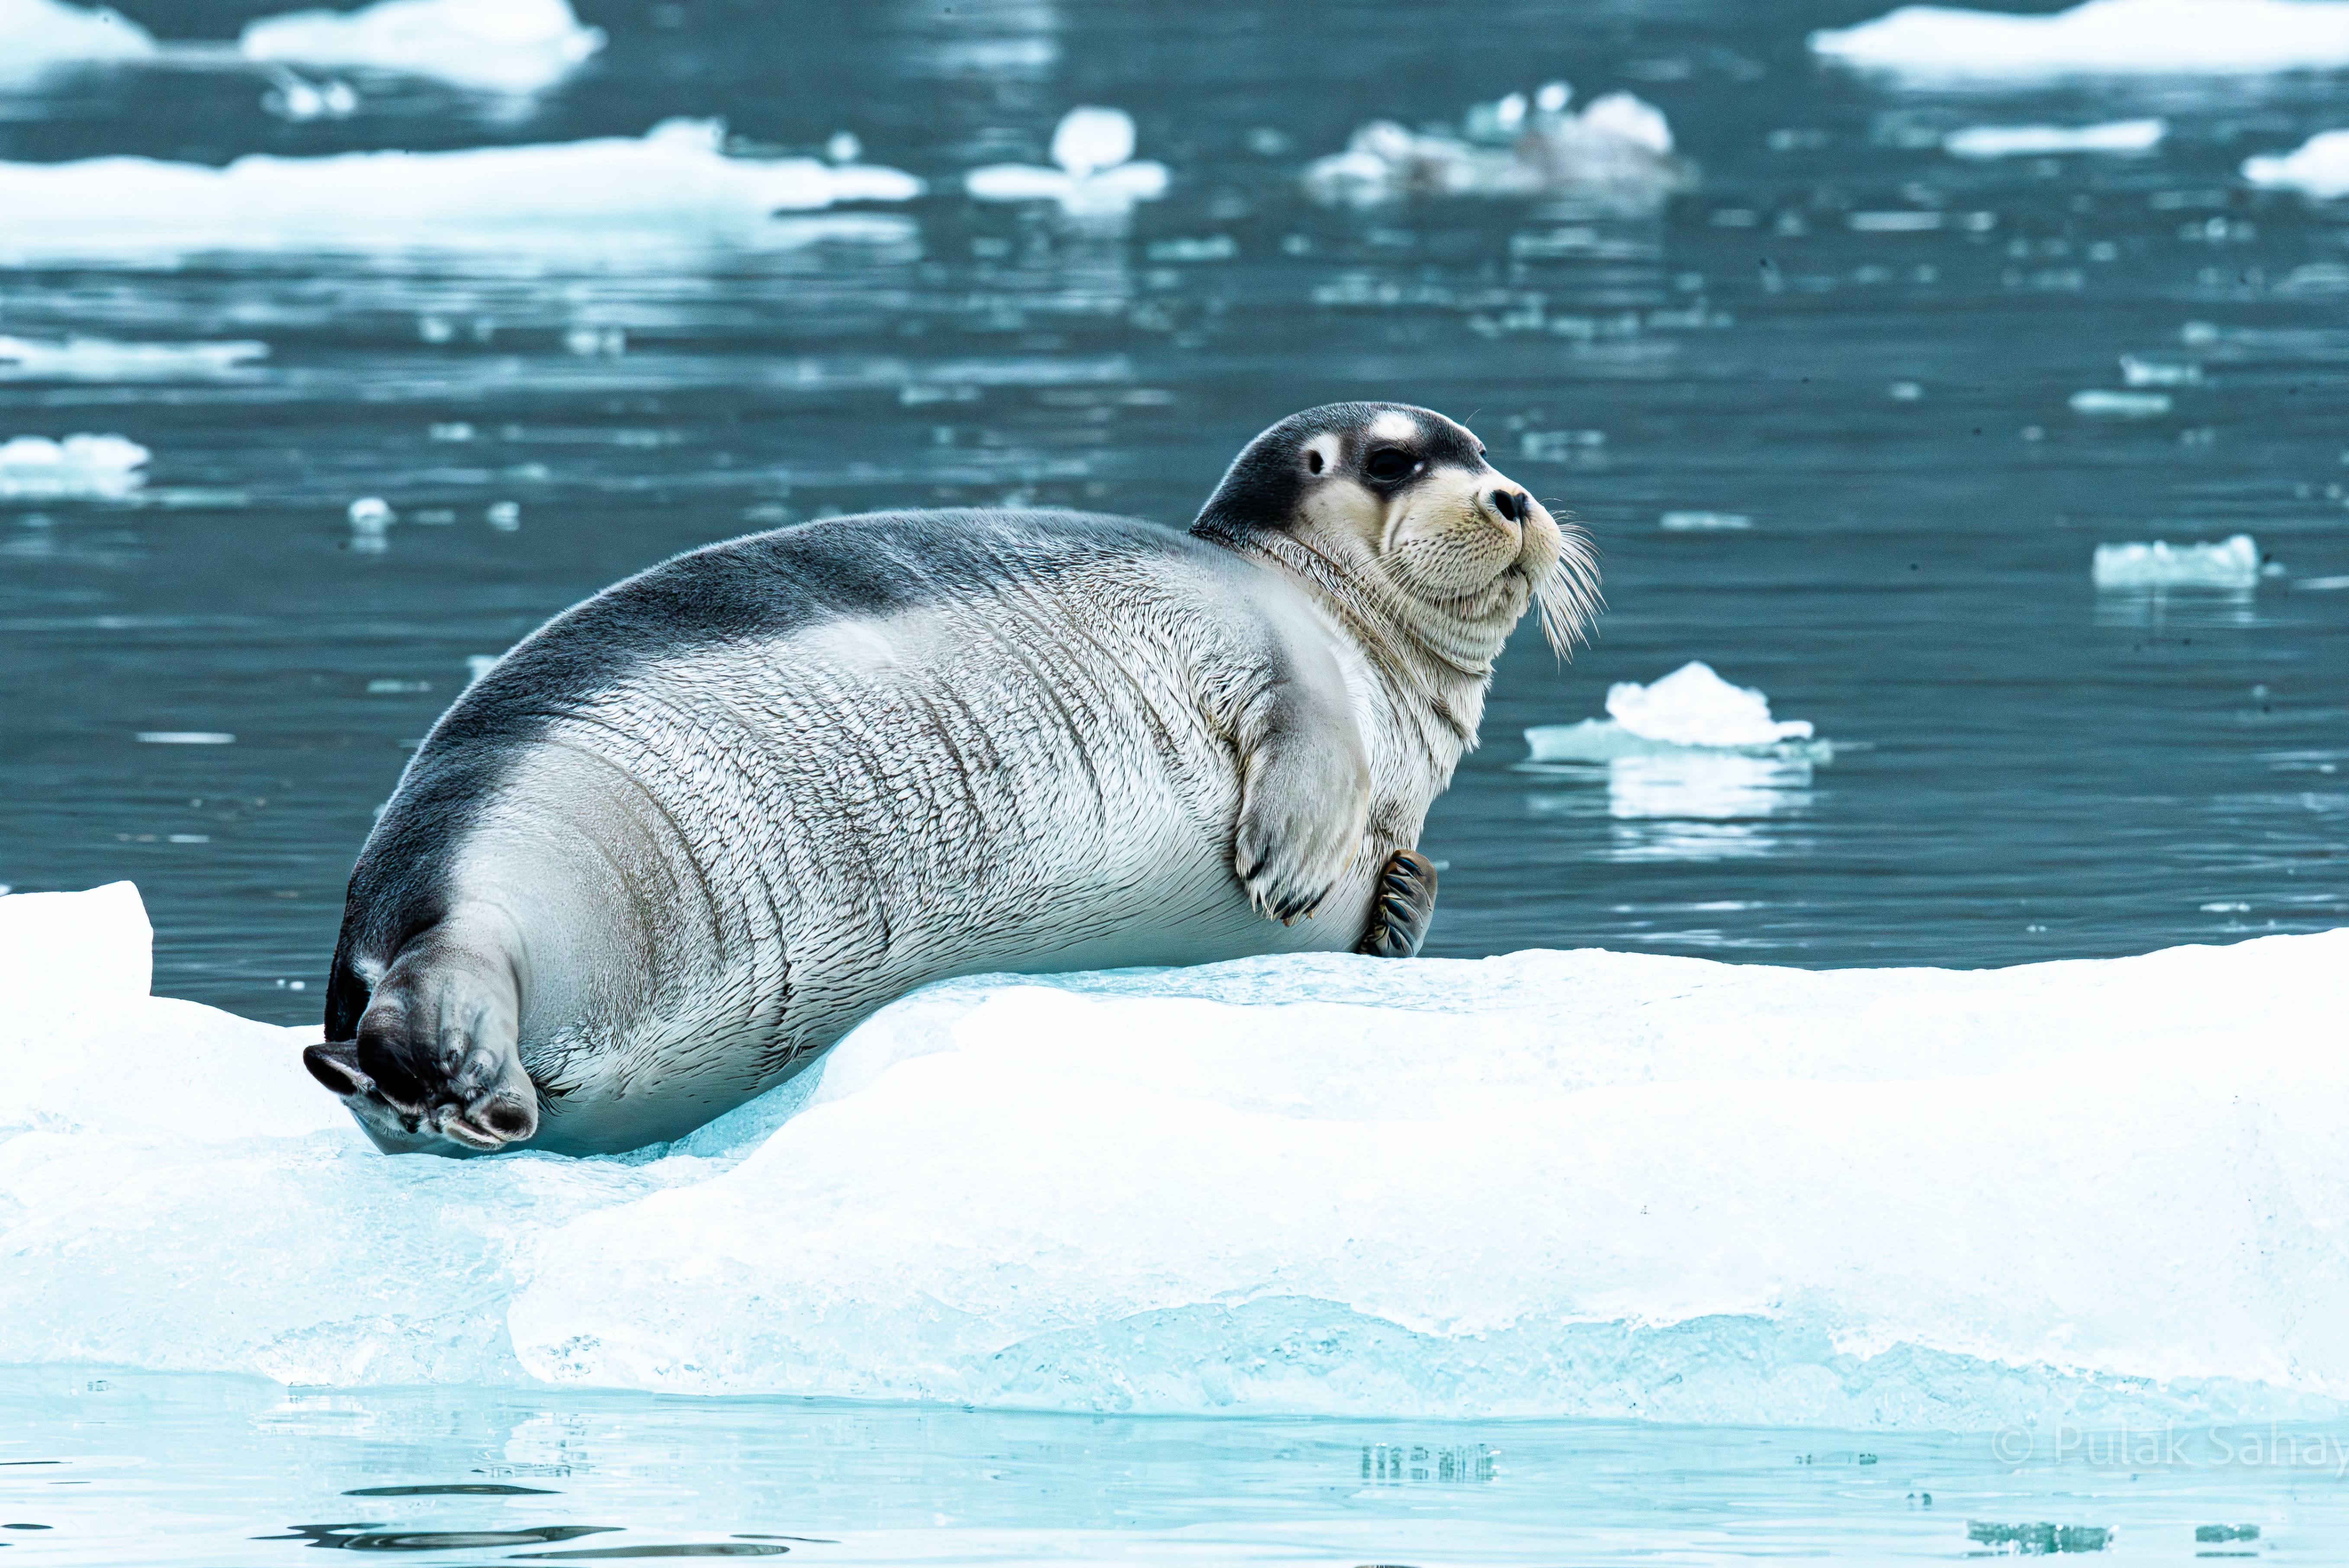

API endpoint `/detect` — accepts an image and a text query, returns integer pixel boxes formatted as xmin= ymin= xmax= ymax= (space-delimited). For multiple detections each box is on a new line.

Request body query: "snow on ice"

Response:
xmin=2244 ymin=130 xmax=2349 ymax=198
xmin=1304 ymin=83 xmax=1692 ymax=209
xmin=0 ymin=336 xmax=267 ymax=381
xmin=0 ymin=120 xmax=921 ymax=264
xmin=0 ymin=433 xmax=148 ymax=499
xmin=1523 ymin=661 xmax=1825 ymax=763
xmin=1944 ymin=119 xmax=2166 ymax=159
xmin=8 ymin=882 xmax=2349 ymax=1426
xmin=966 ymin=106 xmax=1170 ymax=214
xmin=1812 ymin=0 xmax=2349 ymax=78
xmin=238 ymin=0 xmax=605 ymax=94
xmin=0 ymin=0 xmax=154 ymax=85
xmin=2092 ymin=533 xmax=2263 ymax=589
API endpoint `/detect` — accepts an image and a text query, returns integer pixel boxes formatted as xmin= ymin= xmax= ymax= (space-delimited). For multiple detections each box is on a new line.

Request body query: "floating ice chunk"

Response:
xmin=967 ymin=106 xmax=1170 ymax=214
xmin=2092 ymin=533 xmax=2262 ymax=588
xmin=0 ymin=120 xmax=922 ymax=264
xmin=0 ymin=881 xmax=148 ymax=1007
xmin=2071 ymin=388 xmax=2171 ymax=416
xmin=2243 ymin=129 xmax=2349 ymax=198
xmin=8 ymin=882 xmax=2349 ymax=1423
xmin=1659 ymin=509 xmax=1751 ymax=531
xmin=1814 ymin=0 xmax=2349 ymax=78
xmin=1944 ymin=118 xmax=2166 ymax=158
xmin=134 ymin=731 xmax=234 ymax=744
xmin=239 ymin=0 xmax=604 ymax=94
xmin=1305 ymin=90 xmax=1692 ymax=209
xmin=0 ymin=0 xmax=155 ymax=84
xmin=1609 ymin=660 xmax=1814 ymax=748
xmin=259 ymin=64 xmax=358 ymax=122
xmin=0 ymin=335 xmax=267 ymax=381
xmin=0 ymin=433 xmax=147 ymax=499
xmin=2120 ymin=353 xmax=2199 ymax=386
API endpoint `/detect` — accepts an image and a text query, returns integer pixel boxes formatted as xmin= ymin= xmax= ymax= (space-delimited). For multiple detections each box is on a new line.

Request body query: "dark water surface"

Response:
xmin=3 ymin=0 xmax=2346 ymax=1024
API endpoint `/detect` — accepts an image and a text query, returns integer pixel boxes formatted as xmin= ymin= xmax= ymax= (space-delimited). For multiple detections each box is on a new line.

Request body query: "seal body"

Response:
xmin=310 ymin=405 xmax=1597 ymax=1155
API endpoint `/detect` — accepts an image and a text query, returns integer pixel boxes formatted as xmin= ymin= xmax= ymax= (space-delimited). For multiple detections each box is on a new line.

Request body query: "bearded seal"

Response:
xmin=305 ymin=402 xmax=1599 ymax=1155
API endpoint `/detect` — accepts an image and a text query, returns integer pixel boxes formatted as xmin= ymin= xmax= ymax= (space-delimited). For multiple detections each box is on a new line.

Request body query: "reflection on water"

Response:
xmin=1526 ymin=749 xmax=1819 ymax=861
xmin=1 ymin=0 xmax=2347 ymax=1020
xmin=13 ymin=1369 xmax=2349 ymax=1566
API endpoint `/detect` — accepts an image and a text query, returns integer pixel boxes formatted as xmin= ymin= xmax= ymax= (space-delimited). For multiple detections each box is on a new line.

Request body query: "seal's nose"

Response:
xmin=1490 ymin=488 xmax=1528 ymax=522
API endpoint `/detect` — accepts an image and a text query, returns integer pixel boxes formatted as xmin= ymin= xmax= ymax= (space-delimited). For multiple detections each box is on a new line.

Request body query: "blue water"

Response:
xmin=6 ymin=1369 xmax=2348 ymax=1565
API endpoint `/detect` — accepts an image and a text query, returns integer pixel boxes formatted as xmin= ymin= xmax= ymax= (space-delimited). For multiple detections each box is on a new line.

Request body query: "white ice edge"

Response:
xmin=0 ymin=336 xmax=267 ymax=382
xmin=0 ymin=432 xmax=148 ymax=498
xmin=0 ymin=120 xmax=922 ymax=263
xmin=1303 ymin=90 xmax=1687 ymax=208
xmin=1812 ymin=0 xmax=2349 ymax=79
xmin=1944 ymin=118 xmax=2166 ymax=159
xmin=238 ymin=0 xmax=604 ymax=95
xmin=2092 ymin=532 xmax=2262 ymax=588
xmin=2245 ymin=129 xmax=2349 ymax=198
xmin=13 ymin=882 xmax=2346 ymax=1427
xmin=0 ymin=0 xmax=157 ymax=85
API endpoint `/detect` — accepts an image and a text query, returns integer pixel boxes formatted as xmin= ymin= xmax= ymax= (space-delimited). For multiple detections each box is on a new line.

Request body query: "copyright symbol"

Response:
xmin=1992 ymin=1427 xmax=2033 ymax=1464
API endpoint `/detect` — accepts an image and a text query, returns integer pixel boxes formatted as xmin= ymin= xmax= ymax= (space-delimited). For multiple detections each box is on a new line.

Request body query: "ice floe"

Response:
xmin=7 ymin=880 xmax=2349 ymax=1426
xmin=966 ymin=106 xmax=1170 ymax=214
xmin=0 ymin=433 xmax=148 ymax=499
xmin=1944 ymin=118 xmax=2166 ymax=159
xmin=0 ymin=0 xmax=154 ymax=85
xmin=0 ymin=119 xmax=921 ymax=264
xmin=2244 ymin=129 xmax=2349 ymax=197
xmin=1525 ymin=661 xmax=1825 ymax=762
xmin=2092 ymin=532 xmax=2263 ymax=589
xmin=2070 ymin=388 xmax=2172 ymax=417
xmin=1304 ymin=83 xmax=1693 ymax=210
xmin=239 ymin=0 xmax=604 ymax=94
xmin=1813 ymin=0 xmax=2349 ymax=79
xmin=0 ymin=336 xmax=267 ymax=381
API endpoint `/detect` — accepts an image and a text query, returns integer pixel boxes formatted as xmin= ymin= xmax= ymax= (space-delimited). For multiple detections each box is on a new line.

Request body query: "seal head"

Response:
xmin=1191 ymin=401 xmax=1600 ymax=685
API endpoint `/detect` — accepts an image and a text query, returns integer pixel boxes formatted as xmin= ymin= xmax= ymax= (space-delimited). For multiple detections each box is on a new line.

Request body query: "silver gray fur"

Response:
xmin=308 ymin=403 xmax=1598 ymax=1155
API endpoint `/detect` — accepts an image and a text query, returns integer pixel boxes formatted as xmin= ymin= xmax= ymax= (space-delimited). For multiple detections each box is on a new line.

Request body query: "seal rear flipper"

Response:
xmin=316 ymin=931 xmax=540 ymax=1153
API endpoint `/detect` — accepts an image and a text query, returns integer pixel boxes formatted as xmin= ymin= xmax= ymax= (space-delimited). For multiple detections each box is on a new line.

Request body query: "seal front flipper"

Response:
xmin=1229 ymin=659 xmax=1372 ymax=924
xmin=1355 ymin=848 xmax=1437 ymax=958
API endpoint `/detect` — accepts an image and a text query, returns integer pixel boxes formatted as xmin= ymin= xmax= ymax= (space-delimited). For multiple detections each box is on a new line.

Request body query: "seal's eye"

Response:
xmin=1305 ymin=448 xmax=1324 ymax=475
xmin=1363 ymin=447 xmax=1416 ymax=484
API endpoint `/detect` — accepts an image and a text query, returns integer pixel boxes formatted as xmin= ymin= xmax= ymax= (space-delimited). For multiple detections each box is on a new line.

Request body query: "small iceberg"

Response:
xmin=0 ymin=119 xmax=922 ymax=264
xmin=238 ymin=0 xmax=605 ymax=95
xmin=0 ymin=336 xmax=267 ymax=381
xmin=2070 ymin=388 xmax=2171 ymax=417
xmin=2092 ymin=533 xmax=2262 ymax=589
xmin=0 ymin=0 xmax=155 ymax=85
xmin=2244 ymin=130 xmax=2349 ymax=198
xmin=1944 ymin=118 xmax=2166 ymax=159
xmin=1812 ymin=0 xmax=2349 ymax=79
xmin=966 ymin=106 xmax=1170 ymax=214
xmin=1524 ymin=661 xmax=1829 ymax=763
xmin=1304 ymin=82 xmax=1693 ymax=210
xmin=0 ymin=433 xmax=148 ymax=499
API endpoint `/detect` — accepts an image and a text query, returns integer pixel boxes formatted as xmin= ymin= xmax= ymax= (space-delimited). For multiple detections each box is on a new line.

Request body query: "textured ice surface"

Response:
xmin=0 ymin=433 xmax=148 ymax=499
xmin=1944 ymin=119 xmax=2166 ymax=159
xmin=8 ymin=883 xmax=2349 ymax=1426
xmin=0 ymin=0 xmax=154 ymax=84
xmin=1304 ymin=90 xmax=1688 ymax=209
xmin=2093 ymin=533 xmax=2262 ymax=588
xmin=0 ymin=335 xmax=267 ymax=381
xmin=967 ymin=106 xmax=1169 ymax=213
xmin=0 ymin=120 xmax=921 ymax=264
xmin=2245 ymin=129 xmax=2349 ymax=198
xmin=239 ymin=0 xmax=604 ymax=93
xmin=1813 ymin=0 xmax=2349 ymax=78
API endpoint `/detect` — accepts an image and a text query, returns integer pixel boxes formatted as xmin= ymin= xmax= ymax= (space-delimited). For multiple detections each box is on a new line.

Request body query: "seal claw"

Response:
xmin=1355 ymin=848 xmax=1438 ymax=959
